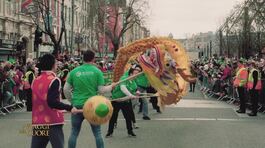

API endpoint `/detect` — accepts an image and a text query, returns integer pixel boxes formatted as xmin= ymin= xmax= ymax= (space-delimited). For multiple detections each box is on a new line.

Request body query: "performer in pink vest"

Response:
xmin=31 ymin=54 xmax=79 ymax=148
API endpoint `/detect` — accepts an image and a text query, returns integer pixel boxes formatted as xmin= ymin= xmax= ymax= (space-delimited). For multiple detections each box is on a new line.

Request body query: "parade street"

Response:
xmin=1 ymin=0 xmax=265 ymax=148
xmin=1 ymin=86 xmax=265 ymax=148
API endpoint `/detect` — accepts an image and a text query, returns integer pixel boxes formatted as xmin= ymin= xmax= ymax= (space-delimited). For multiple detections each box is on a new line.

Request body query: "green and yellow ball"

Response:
xmin=83 ymin=96 xmax=113 ymax=125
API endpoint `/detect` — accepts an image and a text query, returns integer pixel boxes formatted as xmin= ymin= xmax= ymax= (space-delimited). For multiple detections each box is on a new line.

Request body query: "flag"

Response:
xmin=21 ymin=0 xmax=32 ymax=9
xmin=21 ymin=0 xmax=33 ymax=13
xmin=45 ymin=12 xmax=53 ymax=31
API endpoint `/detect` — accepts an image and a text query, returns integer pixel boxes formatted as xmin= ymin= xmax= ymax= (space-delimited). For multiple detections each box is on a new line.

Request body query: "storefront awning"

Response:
xmin=0 ymin=48 xmax=15 ymax=55
xmin=95 ymin=53 xmax=114 ymax=58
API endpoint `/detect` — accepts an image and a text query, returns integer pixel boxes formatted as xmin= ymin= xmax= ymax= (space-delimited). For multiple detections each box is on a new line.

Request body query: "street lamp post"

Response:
xmin=103 ymin=0 xmax=109 ymax=58
xmin=209 ymin=40 xmax=212 ymax=58
xmin=70 ymin=0 xmax=74 ymax=54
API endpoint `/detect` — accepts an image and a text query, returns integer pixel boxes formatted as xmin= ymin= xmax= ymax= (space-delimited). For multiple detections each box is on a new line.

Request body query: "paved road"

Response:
xmin=1 ymin=86 xmax=265 ymax=148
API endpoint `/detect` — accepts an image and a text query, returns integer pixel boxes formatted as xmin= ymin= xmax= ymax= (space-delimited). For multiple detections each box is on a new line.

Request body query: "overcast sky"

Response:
xmin=147 ymin=0 xmax=244 ymax=39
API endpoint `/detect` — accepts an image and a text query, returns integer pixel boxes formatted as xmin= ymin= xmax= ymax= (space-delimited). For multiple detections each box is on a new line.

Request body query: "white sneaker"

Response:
xmin=133 ymin=123 xmax=139 ymax=129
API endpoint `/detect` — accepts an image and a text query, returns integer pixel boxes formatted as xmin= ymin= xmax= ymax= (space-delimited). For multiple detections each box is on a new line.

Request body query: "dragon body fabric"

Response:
xmin=113 ymin=37 xmax=195 ymax=109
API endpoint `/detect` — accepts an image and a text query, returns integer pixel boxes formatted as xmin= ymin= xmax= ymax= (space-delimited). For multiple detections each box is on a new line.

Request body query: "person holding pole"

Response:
xmin=105 ymin=65 xmax=141 ymax=138
xmin=135 ymin=66 xmax=151 ymax=120
xmin=31 ymin=54 xmax=79 ymax=148
xmin=64 ymin=50 xmax=116 ymax=148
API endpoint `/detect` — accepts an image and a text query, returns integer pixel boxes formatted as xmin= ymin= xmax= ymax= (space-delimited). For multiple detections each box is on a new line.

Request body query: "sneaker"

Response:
xmin=133 ymin=123 xmax=139 ymax=129
xmin=247 ymin=112 xmax=257 ymax=116
xmin=157 ymin=110 xmax=162 ymax=113
xmin=105 ymin=132 xmax=113 ymax=138
xmin=258 ymin=107 xmax=265 ymax=112
xmin=236 ymin=109 xmax=245 ymax=114
xmin=143 ymin=116 xmax=151 ymax=120
xmin=128 ymin=131 xmax=136 ymax=137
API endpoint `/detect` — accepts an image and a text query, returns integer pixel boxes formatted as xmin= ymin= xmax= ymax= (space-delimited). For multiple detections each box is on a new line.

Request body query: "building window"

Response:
xmin=83 ymin=15 xmax=85 ymax=28
xmin=6 ymin=1 xmax=11 ymax=15
xmin=75 ymin=13 xmax=78 ymax=26
xmin=84 ymin=0 xmax=86 ymax=11
xmin=57 ymin=0 xmax=59 ymax=17
xmin=64 ymin=6 xmax=67 ymax=22
xmin=14 ymin=1 xmax=18 ymax=14
xmin=69 ymin=8 xmax=71 ymax=23
xmin=53 ymin=0 xmax=57 ymax=17
xmin=13 ymin=1 xmax=18 ymax=16
xmin=0 ymin=0 xmax=2 ymax=14
xmin=68 ymin=30 xmax=71 ymax=44
xmin=0 ymin=31 xmax=3 ymax=39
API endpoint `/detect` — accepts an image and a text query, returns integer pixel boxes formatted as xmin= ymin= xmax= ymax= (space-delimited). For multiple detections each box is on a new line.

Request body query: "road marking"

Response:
xmin=143 ymin=118 xmax=265 ymax=121
xmin=1 ymin=117 xmax=264 ymax=122
xmin=167 ymin=99 xmax=233 ymax=108
xmin=183 ymin=97 xmax=206 ymax=99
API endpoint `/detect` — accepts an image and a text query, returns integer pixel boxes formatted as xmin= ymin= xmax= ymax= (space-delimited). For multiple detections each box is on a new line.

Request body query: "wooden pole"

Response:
xmin=114 ymin=71 xmax=144 ymax=86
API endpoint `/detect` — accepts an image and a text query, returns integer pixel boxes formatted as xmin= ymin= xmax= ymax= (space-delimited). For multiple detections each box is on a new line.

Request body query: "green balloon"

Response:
xmin=95 ymin=103 xmax=109 ymax=117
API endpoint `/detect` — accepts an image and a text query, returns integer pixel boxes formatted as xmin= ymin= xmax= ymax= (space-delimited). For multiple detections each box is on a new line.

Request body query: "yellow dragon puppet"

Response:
xmin=113 ymin=37 xmax=196 ymax=109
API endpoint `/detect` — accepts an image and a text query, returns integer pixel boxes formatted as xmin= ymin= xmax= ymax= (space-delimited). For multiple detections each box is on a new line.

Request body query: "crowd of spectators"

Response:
xmin=191 ymin=55 xmax=265 ymax=113
xmin=0 ymin=57 xmax=115 ymax=115
xmin=3 ymin=53 xmax=265 ymax=116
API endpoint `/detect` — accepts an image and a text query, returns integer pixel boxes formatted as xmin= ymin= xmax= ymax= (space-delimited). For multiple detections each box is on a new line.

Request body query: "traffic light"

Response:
xmin=16 ymin=41 xmax=23 ymax=51
xmin=16 ymin=38 xmax=27 ymax=52
xmin=0 ymin=39 xmax=2 ymax=47
xmin=34 ymin=27 xmax=43 ymax=51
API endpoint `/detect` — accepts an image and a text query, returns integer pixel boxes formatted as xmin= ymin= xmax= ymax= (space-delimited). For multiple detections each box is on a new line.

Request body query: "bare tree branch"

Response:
xmin=23 ymin=0 xmax=67 ymax=56
xmin=58 ymin=0 xmax=65 ymax=44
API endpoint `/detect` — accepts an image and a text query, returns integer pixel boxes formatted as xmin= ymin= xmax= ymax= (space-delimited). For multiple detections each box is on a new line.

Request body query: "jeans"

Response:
xmin=189 ymin=82 xmax=196 ymax=92
xmin=25 ymin=89 xmax=32 ymax=111
xmin=202 ymin=77 xmax=209 ymax=88
xmin=138 ymin=87 xmax=149 ymax=117
xmin=147 ymin=86 xmax=160 ymax=112
xmin=142 ymin=98 xmax=149 ymax=117
xmin=68 ymin=113 xmax=104 ymax=148
xmin=249 ymin=89 xmax=259 ymax=113
xmin=237 ymin=87 xmax=246 ymax=111
xmin=31 ymin=125 xmax=64 ymax=148
xmin=107 ymin=101 xmax=133 ymax=134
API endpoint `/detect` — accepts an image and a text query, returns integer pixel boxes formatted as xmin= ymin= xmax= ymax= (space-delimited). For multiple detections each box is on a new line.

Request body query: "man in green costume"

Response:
xmin=106 ymin=65 xmax=141 ymax=138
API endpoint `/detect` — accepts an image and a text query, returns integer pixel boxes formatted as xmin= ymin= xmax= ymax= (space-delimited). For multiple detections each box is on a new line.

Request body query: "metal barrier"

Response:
xmin=197 ymin=69 xmax=240 ymax=105
xmin=103 ymin=71 xmax=113 ymax=85
xmin=0 ymin=82 xmax=25 ymax=116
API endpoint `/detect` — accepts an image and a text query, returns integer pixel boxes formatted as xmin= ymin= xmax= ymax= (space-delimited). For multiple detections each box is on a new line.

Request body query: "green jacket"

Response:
xmin=112 ymin=74 xmax=138 ymax=100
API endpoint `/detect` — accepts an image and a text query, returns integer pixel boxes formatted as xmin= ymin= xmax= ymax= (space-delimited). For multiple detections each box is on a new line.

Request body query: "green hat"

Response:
xmin=8 ymin=58 xmax=16 ymax=64
xmin=239 ymin=58 xmax=246 ymax=63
